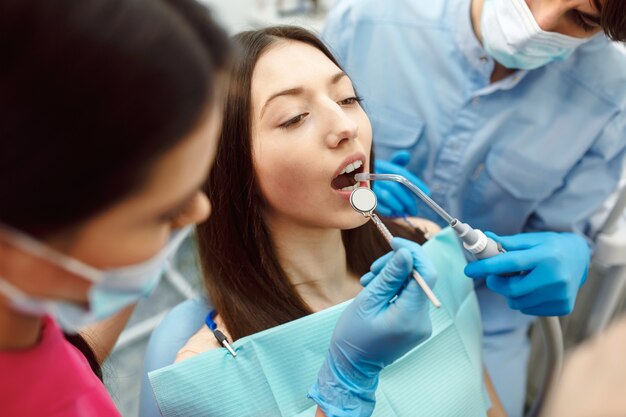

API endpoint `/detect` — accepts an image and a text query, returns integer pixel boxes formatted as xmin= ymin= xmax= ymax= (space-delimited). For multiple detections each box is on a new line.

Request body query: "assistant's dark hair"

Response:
xmin=197 ymin=26 xmax=425 ymax=342
xmin=0 ymin=0 xmax=230 ymax=237
xmin=597 ymin=0 xmax=626 ymax=42
xmin=0 ymin=0 xmax=230 ymax=378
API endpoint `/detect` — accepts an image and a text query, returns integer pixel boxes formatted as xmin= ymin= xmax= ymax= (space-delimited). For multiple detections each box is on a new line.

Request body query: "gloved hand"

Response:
xmin=373 ymin=151 xmax=430 ymax=218
xmin=464 ymin=231 xmax=590 ymax=316
xmin=309 ymin=238 xmax=437 ymax=417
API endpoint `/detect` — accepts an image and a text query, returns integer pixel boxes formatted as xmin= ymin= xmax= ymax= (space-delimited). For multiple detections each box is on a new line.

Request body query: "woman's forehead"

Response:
xmin=252 ymin=41 xmax=342 ymax=95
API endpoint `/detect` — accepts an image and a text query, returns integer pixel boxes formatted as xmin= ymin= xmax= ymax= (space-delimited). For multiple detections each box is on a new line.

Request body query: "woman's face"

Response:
xmin=525 ymin=0 xmax=604 ymax=38
xmin=67 ymin=102 xmax=223 ymax=269
xmin=4 ymin=99 xmax=224 ymax=305
xmin=251 ymin=41 xmax=372 ymax=230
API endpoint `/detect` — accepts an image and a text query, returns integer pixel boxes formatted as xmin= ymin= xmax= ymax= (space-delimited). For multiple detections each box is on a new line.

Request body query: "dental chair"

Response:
xmin=567 ymin=182 xmax=626 ymax=343
xmin=138 ymin=297 xmax=212 ymax=417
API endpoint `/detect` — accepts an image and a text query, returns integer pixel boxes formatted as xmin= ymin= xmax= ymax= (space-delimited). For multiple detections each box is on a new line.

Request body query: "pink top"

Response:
xmin=0 ymin=316 xmax=121 ymax=417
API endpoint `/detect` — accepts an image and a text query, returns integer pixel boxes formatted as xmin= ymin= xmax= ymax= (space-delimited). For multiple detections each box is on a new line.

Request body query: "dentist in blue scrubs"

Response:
xmin=323 ymin=0 xmax=626 ymax=415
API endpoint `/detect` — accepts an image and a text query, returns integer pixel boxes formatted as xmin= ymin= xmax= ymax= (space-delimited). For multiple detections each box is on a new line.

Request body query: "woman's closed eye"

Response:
xmin=568 ymin=10 xmax=600 ymax=33
xmin=338 ymin=96 xmax=363 ymax=106
xmin=277 ymin=96 xmax=362 ymax=129
xmin=160 ymin=194 xmax=196 ymax=223
xmin=279 ymin=113 xmax=309 ymax=129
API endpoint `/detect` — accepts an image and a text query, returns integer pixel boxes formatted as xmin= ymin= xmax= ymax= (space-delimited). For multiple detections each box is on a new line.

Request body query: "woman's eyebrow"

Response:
xmin=260 ymin=87 xmax=303 ymax=119
xmin=330 ymin=71 xmax=347 ymax=85
xmin=259 ymin=72 xmax=348 ymax=119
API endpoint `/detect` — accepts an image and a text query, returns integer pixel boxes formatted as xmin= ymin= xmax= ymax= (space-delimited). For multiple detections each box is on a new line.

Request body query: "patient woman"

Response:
xmin=141 ymin=26 xmax=506 ymax=417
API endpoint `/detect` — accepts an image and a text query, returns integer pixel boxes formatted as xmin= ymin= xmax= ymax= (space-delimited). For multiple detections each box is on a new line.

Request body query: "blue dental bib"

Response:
xmin=148 ymin=228 xmax=489 ymax=417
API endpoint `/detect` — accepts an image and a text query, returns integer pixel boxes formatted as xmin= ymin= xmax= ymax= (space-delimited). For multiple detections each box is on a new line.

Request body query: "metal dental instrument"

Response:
xmin=350 ymin=187 xmax=442 ymax=308
xmin=354 ymin=173 xmax=505 ymax=259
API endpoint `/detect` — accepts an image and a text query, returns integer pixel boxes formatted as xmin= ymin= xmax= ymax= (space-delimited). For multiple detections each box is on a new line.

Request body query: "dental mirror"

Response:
xmin=348 ymin=186 xmax=442 ymax=308
xmin=350 ymin=187 xmax=377 ymax=214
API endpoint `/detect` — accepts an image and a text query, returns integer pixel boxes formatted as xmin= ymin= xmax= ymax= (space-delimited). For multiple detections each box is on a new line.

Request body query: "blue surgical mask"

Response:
xmin=0 ymin=225 xmax=192 ymax=333
xmin=481 ymin=0 xmax=591 ymax=70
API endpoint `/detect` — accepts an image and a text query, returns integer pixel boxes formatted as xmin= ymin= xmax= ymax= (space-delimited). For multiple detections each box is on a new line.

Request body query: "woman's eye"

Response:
xmin=279 ymin=113 xmax=308 ymax=129
xmin=160 ymin=196 xmax=195 ymax=223
xmin=569 ymin=10 xmax=598 ymax=33
xmin=338 ymin=96 xmax=363 ymax=106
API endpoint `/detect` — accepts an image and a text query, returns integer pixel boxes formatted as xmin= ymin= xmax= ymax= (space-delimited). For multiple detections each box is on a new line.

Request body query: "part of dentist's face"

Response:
xmin=66 ymin=100 xmax=223 ymax=270
xmin=525 ymin=0 xmax=604 ymax=37
xmin=251 ymin=41 xmax=372 ymax=230
xmin=0 ymin=99 xmax=224 ymax=306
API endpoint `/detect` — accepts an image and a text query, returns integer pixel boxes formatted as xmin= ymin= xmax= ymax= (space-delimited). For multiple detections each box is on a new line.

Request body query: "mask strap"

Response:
xmin=0 ymin=276 xmax=52 ymax=316
xmin=0 ymin=224 xmax=103 ymax=283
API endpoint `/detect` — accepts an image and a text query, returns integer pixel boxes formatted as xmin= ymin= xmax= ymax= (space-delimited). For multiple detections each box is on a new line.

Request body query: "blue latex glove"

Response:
xmin=309 ymin=238 xmax=437 ymax=417
xmin=464 ymin=232 xmax=590 ymax=316
xmin=373 ymin=151 xmax=430 ymax=218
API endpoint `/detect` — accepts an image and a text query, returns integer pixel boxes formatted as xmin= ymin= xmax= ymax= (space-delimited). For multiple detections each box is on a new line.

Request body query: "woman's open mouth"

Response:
xmin=331 ymin=159 xmax=365 ymax=191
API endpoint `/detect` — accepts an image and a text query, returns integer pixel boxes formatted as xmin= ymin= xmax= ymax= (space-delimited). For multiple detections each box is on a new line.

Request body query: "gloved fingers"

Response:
xmin=464 ymin=247 xmax=541 ymax=279
xmin=374 ymin=159 xmax=430 ymax=196
xmin=361 ymin=251 xmax=394 ymax=287
xmin=389 ymin=276 xmax=431 ymax=313
xmin=506 ymin=282 xmax=572 ymax=313
xmin=484 ymin=274 xmax=537 ymax=299
xmin=368 ymin=252 xmax=394 ymax=276
xmin=521 ymin=300 xmax=573 ymax=317
xmin=374 ymin=202 xmax=394 ymax=218
xmin=375 ymin=186 xmax=405 ymax=217
xmin=374 ymin=158 xmax=403 ymax=175
xmin=360 ymin=271 xmax=375 ymax=287
xmin=377 ymin=181 xmax=418 ymax=216
xmin=389 ymin=150 xmax=412 ymax=166
xmin=485 ymin=231 xmax=551 ymax=251
xmin=363 ymin=248 xmax=413 ymax=307
xmin=403 ymin=172 xmax=430 ymax=196
xmin=390 ymin=237 xmax=437 ymax=288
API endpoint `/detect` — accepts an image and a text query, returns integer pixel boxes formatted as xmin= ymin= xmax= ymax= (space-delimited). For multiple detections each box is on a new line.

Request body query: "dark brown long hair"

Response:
xmin=197 ymin=26 xmax=424 ymax=341
xmin=0 ymin=0 xmax=230 ymax=237
xmin=598 ymin=0 xmax=626 ymax=42
xmin=0 ymin=0 xmax=230 ymax=377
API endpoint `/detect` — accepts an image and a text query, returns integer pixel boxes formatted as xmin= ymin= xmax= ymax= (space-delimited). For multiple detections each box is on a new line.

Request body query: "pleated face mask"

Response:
xmin=0 ymin=225 xmax=192 ymax=333
xmin=148 ymin=228 xmax=490 ymax=417
xmin=481 ymin=0 xmax=592 ymax=70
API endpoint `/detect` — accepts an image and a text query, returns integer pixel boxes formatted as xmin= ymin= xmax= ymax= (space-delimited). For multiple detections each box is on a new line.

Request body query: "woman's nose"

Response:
xmin=529 ymin=2 xmax=570 ymax=34
xmin=324 ymin=104 xmax=359 ymax=148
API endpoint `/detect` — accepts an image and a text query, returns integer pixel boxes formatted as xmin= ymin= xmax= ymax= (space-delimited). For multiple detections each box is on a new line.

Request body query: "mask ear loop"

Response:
xmin=0 ymin=224 xmax=103 ymax=283
xmin=0 ymin=278 xmax=54 ymax=316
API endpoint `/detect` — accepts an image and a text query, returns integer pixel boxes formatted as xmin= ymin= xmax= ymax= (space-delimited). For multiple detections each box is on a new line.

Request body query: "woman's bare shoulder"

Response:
xmin=175 ymin=314 xmax=232 ymax=363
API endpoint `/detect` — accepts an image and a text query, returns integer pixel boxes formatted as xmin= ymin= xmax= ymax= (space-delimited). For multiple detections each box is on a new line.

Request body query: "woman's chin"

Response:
xmin=337 ymin=211 xmax=370 ymax=231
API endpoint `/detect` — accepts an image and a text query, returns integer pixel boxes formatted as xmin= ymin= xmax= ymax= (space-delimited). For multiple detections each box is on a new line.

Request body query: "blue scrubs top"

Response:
xmin=323 ymin=0 xmax=626 ymax=415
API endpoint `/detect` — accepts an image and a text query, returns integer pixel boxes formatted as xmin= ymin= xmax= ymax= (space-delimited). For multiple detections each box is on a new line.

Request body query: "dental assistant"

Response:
xmin=323 ymin=0 xmax=626 ymax=415
xmin=0 ymin=0 xmax=230 ymax=415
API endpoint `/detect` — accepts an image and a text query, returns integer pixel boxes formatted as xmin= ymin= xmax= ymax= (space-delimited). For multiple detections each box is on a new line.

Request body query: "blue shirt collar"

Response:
xmin=451 ymin=0 xmax=492 ymax=78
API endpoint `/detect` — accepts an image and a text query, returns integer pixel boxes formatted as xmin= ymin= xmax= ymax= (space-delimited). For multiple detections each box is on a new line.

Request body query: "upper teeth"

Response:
xmin=340 ymin=160 xmax=363 ymax=175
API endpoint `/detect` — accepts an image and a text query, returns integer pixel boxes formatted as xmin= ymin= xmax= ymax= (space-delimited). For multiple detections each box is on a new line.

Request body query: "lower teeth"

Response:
xmin=339 ymin=183 xmax=359 ymax=191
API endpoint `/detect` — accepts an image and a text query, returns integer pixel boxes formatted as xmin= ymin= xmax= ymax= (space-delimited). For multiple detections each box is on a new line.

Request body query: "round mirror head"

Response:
xmin=350 ymin=187 xmax=377 ymax=214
